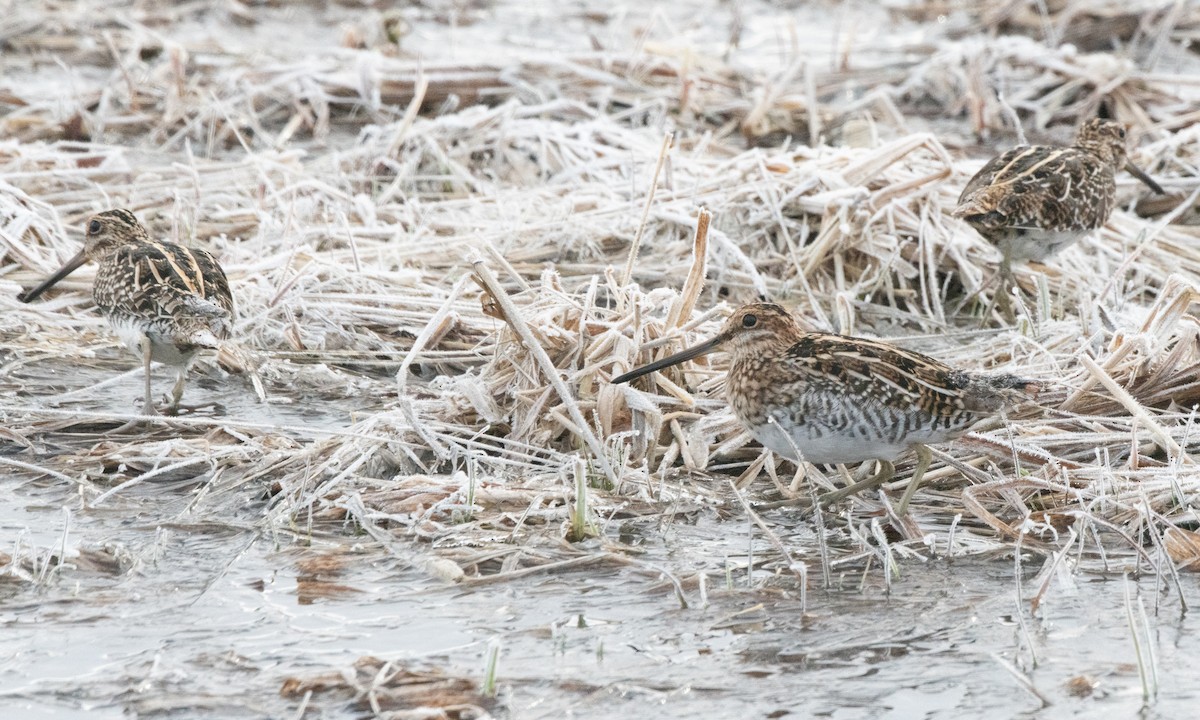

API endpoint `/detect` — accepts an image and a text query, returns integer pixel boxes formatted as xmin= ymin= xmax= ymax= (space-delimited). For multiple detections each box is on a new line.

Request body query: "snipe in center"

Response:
xmin=612 ymin=303 xmax=1041 ymax=512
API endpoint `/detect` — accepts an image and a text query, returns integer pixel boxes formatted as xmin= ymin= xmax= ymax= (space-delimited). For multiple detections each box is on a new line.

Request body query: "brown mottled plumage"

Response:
xmin=612 ymin=303 xmax=1040 ymax=510
xmin=19 ymin=208 xmax=251 ymax=415
xmin=955 ymin=118 xmax=1163 ymax=270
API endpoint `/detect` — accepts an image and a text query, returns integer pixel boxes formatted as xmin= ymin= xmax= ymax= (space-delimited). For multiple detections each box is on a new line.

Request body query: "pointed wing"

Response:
xmin=786 ymin=333 xmax=1039 ymax=412
xmin=955 ymin=146 xmax=1100 ymax=232
xmin=957 ymin=146 xmax=1031 ymax=205
xmin=781 ymin=333 xmax=973 ymax=421
xmin=94 ymin=241 xmax=235 ymax=340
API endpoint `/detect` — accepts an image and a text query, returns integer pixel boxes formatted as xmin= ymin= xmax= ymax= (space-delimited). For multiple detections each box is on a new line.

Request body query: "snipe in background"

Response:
xmin=954 ymin=118 xmax=1164 ymax=316
xmin=19 ymin=208 xmax=260 ymax=419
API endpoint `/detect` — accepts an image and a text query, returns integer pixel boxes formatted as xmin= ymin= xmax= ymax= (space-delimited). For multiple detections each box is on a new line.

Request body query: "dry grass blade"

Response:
xmin=666 ymin=208 xmax=711 ymax=329
xmin=471 ymin=259 xmax=616 ymax=485
xmin=622 ymin=131 xmax=675 ymax=287
xmin=6 ymin=4 xmax=1200 ymax=719
xmin=0 ymin=0 xmax=1196 ymax=636
xmin=1163 ymin=527 xmax=1200 ymax=571
xmin=1077 ymin=354 xmax=1193 ymax=466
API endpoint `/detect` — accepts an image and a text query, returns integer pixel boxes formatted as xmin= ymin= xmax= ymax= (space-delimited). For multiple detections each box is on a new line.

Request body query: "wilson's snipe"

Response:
xmin=19 ymin=208 xmax=256 ymax=417
xmin=612 ymin=303 xmax=1040 ymax=511
xmin=955 ymin=118 xmax=1163 ymax=293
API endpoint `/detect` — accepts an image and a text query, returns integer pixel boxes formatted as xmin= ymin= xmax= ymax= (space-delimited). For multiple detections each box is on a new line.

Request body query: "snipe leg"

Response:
xmin=169 ymin=368 xmax=188 ymax=414
xmin=996 ymin=263 xmax=1016 ymax=323
xmin=142 ymin=340 xmax=160 ymax=416
xmin=895 ymin=444 xmax=932 ymax=516
xmin=818 ymin=459 xmax=895 ymax=506
xmin=976 ymin=237 xmax=1020 ymax=325
xmin=996 ymin=240 xmax=1021 ymax=323
xmin=107 ymin=340 xmax=159 ymax=434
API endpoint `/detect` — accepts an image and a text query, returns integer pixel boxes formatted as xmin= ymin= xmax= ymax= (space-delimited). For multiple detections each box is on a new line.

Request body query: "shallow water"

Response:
xmin=3 ymin=0 xmax=1200 ymax=717
xmin=2 ymin=352 xmax=1197 ymax=719
xmin=2 ymin=398 xmax=1197 ymax=719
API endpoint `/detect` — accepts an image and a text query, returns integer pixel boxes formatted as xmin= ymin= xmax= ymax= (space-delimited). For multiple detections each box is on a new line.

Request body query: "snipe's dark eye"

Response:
xmin=1117 ymin=127 xmax=1126 ymax=139
xmin=87 ymin=220 xmax=102 ymax=235
xmin=742 ymin=314 xmax=758 ymax=329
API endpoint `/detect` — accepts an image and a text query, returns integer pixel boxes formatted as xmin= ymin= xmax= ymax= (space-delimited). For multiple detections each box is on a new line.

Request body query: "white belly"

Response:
xmin=109 ymin=315 xmax=199 ymax=368
xmin=997 ymin=229 xmax=1087 ymax=263
xmin=749 ymin=421 xmax=910 ymax=464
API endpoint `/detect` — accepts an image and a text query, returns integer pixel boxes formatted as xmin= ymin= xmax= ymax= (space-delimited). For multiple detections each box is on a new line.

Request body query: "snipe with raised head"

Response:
xmin=954 ymin=118 xmax=1164 ymax=276
xmin=612 ymin=303 xmax=1041 ymax=511
xmin=19 ymin=208 xmax=253 ymax=416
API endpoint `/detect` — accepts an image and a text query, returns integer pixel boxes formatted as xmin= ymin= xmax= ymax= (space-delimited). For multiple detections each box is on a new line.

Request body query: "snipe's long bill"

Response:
xmin=19 ymin=208 xmax=253 ymax=419
xmin=18 ymin=250 xmax=89 ymax=303
xmin=613 ymin=303 xmax=1041 ymax=512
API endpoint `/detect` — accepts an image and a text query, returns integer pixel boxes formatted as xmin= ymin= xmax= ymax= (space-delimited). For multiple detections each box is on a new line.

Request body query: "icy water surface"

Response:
xmin=3 ymin=0 xmax=1200 ymax=717
xmin=1 ymin=366 xmax=1197 ymax=719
